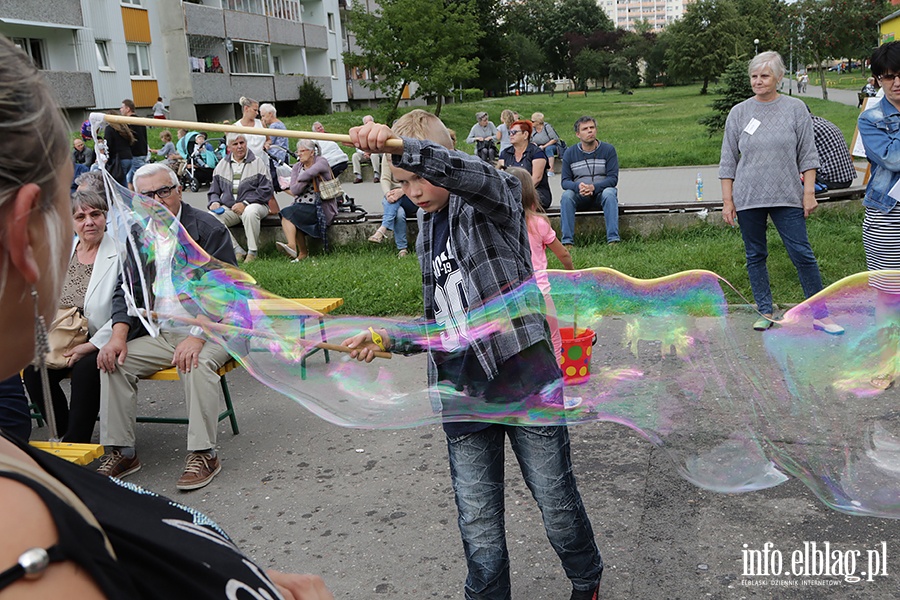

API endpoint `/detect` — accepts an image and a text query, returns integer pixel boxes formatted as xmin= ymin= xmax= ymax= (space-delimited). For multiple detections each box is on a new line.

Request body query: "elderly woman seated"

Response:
xmin=276 ymin=139 xmax=339 ymax=262
xmin=22 ymin=189 xmax=122 ymax=442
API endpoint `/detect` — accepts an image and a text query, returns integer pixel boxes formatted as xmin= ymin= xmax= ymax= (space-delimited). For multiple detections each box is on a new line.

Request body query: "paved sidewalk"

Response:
xmin=41 ymin=307 xmax=899 ymax=599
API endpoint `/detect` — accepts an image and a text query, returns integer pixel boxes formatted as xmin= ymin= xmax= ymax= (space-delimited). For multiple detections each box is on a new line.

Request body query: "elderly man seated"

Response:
xmin=96 ymin=163 xmax=237 ymax=490
xmin=207 ymin=132 xmax=273 ymax=263
xmin=72 ymin=138 xmax=95 ymax=168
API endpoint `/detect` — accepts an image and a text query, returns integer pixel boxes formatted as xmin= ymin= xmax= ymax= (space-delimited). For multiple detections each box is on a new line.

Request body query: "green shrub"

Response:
xmin=295 ymin=79 xmax=330 ymax=116
xmin=460 ymin=88 xmax=484 ymax=103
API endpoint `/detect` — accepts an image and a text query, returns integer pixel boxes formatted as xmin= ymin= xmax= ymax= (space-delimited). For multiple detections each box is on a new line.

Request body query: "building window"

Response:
xmin=127 ymin=43 xmax=152 ymax=77
xmin=121 ymin=0 xmax=143 ymax=5
xmin=330 ymin=59 xmax=337 ymax=78
xmin=12 ymin=38 xmax=46 ymax=70
xmin=95 ymin=40 xmax=113 ymax=71
xmin=327 ymin=12 xmax=336 ymax=31
xmin=229 ymin=41 xmax=271 ymax=75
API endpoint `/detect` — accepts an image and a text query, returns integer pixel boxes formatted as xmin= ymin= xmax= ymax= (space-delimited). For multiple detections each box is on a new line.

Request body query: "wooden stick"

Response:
xmin=141 ymin=310 xmax=392 ymax=360
xmin=97 ymin=113 xmax=404 ymax=149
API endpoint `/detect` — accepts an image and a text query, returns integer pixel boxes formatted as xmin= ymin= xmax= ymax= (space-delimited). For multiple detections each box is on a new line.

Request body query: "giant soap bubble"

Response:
xmin=93 ymin=126 xmax=899 ymax=519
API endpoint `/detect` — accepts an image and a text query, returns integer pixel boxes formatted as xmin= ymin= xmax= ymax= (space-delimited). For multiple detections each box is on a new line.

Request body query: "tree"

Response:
xmin=343 ymin=0 xmax=481 ymax=119
xmin=504 ymin=32 xmax=546 ymax=93
xmin=794 ymin=0 xmax=889 ymax=100
xmin=543 ymin=0 xmax=615 ymax=77
xmin=699 ymin=58 xmax=754 ymax=134
xmin=573 ymin=48 xmax=608 ymax=90
xmin=665 ymin=0 xmax=749 ymax=94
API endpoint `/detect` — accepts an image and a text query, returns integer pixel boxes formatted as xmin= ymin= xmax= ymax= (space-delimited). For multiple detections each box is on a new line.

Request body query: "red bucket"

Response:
xmin=560 ymin=327 xmax=594 ymax=385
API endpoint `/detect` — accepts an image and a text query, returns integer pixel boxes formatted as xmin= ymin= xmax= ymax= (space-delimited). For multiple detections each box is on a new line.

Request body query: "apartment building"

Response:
xmin=0 ymin=0 xmax=349 ymax=127
xmin=599 ymin=0 xmax=690 ymax=32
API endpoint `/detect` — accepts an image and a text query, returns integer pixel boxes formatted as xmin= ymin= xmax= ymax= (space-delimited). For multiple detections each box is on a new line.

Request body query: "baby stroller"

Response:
xmin=179 ymin=132 xmax=224 ymax=192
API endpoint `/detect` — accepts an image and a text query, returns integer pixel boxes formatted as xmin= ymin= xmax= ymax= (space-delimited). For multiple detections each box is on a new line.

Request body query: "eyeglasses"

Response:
xmin=509 ymin=129 xmax=524 ymax=135
xmin=877 ymin=73 xmax=899 ymax=83
xmin=141 ymin=184 xmax=178 ymax=200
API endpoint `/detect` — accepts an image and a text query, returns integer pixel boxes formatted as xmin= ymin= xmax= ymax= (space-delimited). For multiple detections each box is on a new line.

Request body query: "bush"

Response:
xmin=459 ymin=88 xmax=484 ymax=103
xmin=295 ymin=79 xmax=330 ymax=116
xmin=699 ymin=58 xmax=753 ymax=135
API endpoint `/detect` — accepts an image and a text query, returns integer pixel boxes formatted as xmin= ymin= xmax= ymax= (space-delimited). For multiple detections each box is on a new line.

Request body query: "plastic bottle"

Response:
xmin=696 ymin=172 xmax=703 ymax=202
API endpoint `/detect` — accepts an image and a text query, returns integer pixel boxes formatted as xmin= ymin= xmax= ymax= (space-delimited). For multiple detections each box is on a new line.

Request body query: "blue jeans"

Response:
xmin=126 ymin=155 xmax=146 ymax=185
xmin=447 ymin=425 xmax=603 ymax=599
xmin=737 ymin=206 xmax=825 ymax=317
xmin=380 ymin=195 xmax=417 ymax=250
xmin=560 ymin=187 xmax=619 ymax=244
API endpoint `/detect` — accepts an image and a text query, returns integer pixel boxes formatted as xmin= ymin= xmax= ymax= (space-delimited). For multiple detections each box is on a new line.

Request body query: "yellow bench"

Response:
xmin=250 ymin=297 xmax=344 ymax=379
xmin=29 ymin=441 xmax=104 ymax=465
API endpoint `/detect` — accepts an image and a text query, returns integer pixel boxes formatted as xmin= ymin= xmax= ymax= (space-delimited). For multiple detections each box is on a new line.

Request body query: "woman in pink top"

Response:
xmin=508 ymin=167 xmax=574 ymax=357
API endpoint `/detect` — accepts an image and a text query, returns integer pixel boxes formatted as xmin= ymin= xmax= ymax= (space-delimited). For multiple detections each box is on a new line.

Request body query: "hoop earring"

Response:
xmin=32 ymin=287 xmax=59 ymax=440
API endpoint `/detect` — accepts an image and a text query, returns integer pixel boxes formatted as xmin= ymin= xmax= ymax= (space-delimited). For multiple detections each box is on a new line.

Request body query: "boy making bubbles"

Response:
xmin=344 ymin=110 xmax=603 ymax=600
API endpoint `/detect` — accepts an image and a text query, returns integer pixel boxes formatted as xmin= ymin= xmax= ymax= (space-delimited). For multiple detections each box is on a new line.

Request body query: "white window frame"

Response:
xmin=12 ymin=37 xmax=46 ymax=70
xmin=95 ymin=40 xmax=114 ymax=71
xmin=121 ymin=0 xmax=143 ymax=6
xmin=127 ymin=43 xmax=153 ymax=78
xmin=228 ymin=40 xmax=272 ymax=76
xmin=327 ymin=12 xmax=336 ymax=31
xmin=330 ymin=59 xmax=338 ymax=79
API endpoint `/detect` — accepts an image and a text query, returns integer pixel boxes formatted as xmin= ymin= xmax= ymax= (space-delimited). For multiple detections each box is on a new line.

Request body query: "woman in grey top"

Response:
xmin=719 ymin=51 xmax=843 ymax=334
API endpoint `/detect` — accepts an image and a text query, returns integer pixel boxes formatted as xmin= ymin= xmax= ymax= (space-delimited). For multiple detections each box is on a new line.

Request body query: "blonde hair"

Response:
xmin=0 ymin=36 xmax=69 ymax=297
xmin=160 ymin=130 xmax=172 ymax=142
xmin=393 ymin=109 xmax=454 ymax=150
xmin=506 ymin=167 xmax=545 ymax=222
xmin=500 ymin=109 xmax=515 ymax=128
xmin=239 ymin=96 xmax=258 ymax=109
xmin=531 ymin=112 xmax=545 ymax=125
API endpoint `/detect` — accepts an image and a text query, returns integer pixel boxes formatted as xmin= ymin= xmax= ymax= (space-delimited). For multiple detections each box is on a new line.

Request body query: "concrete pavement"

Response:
xmin=37 ymin=307 xmax=900 ymax=599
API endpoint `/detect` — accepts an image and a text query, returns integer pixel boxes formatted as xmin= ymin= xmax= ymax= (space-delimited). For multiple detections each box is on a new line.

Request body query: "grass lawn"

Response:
xmin=243 ymin=203 xmax=866 ymax=317
xmin=807 ymin=70 xmax=869 ymax=91
xmin=279 ymin=84 xmax=862 ymax=168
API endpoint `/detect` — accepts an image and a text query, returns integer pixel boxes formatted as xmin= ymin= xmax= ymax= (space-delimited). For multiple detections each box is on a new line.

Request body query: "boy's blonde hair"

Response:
xmin=393 ymin=109 xmax=454 ymax=150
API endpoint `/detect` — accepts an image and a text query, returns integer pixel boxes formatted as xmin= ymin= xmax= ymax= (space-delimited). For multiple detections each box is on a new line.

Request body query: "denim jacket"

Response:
xmin=859 ymin=96 xmax=900 ymax=213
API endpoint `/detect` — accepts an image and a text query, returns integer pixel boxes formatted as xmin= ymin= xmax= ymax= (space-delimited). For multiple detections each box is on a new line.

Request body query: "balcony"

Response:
xmin=223 ymin=0 xmax=302 ymax=23
xmin=42 ymin=70 xmax=94 ymax=109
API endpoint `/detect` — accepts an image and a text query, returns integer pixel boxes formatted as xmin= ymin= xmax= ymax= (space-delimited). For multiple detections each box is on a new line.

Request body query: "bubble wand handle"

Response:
xmin=97 ymin=113 xmax=404 ymax=149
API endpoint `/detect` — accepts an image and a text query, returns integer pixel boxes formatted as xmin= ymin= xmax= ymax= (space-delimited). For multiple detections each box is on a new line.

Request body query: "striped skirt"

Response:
xmin=863 ymin=204 xmax=900 ymax=293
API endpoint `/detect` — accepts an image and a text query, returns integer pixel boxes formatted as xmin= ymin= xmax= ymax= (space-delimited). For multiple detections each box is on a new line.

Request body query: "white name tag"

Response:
xmin=744 ymin=118 xmax=761 ymax=135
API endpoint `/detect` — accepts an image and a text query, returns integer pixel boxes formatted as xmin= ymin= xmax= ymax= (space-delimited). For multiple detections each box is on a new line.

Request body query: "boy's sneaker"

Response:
xmin=570 ymin=583 xmax=600 ymax=600
xmin=96 ymin=450 xmax=141 ymax=479
xmin=176 ymin=451 xmax=221 ymax=491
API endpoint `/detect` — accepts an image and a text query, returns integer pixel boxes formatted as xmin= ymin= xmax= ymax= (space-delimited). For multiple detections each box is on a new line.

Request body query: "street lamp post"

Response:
xmin=754 ymin=38 xmax=760 ymax=55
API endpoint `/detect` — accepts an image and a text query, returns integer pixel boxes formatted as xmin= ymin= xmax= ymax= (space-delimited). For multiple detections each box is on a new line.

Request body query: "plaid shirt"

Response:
xmin=388 ymin=138 xmax=549 ymax=385
xmin=812 ymin=115 xmax=856 ymax=184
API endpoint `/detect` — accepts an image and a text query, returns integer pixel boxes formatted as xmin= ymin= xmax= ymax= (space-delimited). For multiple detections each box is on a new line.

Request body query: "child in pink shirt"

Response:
xmin=507 ymin=167 xmax=574 ymax=357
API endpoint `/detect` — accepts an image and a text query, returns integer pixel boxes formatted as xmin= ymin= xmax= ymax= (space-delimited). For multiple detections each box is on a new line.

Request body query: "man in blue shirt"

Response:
xmin=560 ymin=116 xmax=620 ymax=245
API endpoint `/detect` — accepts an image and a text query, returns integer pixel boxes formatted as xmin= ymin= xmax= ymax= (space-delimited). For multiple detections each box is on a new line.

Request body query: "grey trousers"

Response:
xmin=100 ymin=331 xmax=230 ymax=451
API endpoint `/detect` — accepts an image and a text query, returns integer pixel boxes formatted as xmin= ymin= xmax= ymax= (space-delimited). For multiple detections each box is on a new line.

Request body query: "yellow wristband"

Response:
xmin=368 ymin=327 xmax=386 ymax=352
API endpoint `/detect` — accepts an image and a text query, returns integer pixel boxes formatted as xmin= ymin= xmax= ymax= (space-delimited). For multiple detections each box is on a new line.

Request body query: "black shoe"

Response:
xmin=570 ymin=583 xmax=600 ymax=600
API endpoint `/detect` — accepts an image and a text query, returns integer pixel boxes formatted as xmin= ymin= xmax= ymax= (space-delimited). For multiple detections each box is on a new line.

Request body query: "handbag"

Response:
xmin=45 ymin=306 xmax=89 ymax=369
xmin=316 ymin=170 xmax=344 ymax=200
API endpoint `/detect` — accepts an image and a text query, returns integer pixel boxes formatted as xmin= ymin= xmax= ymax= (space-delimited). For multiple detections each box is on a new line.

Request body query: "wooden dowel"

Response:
xmin=97 ymin=113 xmax=404 ymax=149
xmin=141 ymin=310 xmax=392 ymax=360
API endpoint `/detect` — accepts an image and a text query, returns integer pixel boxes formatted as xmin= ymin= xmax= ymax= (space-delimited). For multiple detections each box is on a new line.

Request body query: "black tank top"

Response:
xmin=0 ymin=431 xmax=284 ymax=598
